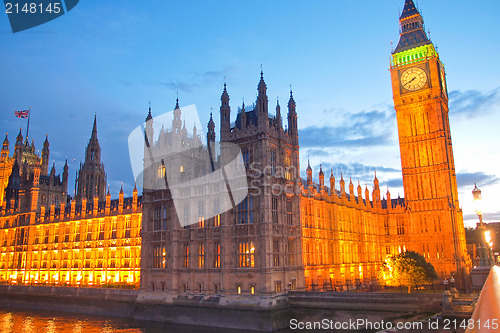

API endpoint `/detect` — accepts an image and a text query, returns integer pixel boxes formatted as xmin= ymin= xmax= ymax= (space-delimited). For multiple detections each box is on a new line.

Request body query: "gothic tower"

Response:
xmin=75 ymin=115 xmax=107 ymax=202
xmin=390 ymin=0 xmax=469 ymax=276
xmin=41 ymin=135 xmax=50 ymax=175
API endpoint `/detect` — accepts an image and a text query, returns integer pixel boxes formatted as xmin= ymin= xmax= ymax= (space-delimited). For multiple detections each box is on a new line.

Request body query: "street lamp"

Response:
xmin=472 ymin=184 xmax=493 ymax=267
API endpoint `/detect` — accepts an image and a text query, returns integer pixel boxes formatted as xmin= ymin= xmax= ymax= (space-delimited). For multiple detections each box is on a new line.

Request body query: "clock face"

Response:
xmin=439 ymin=64 xmax=447 ymax=97
xmin=401 ymin=67 xmax=427 ymax=91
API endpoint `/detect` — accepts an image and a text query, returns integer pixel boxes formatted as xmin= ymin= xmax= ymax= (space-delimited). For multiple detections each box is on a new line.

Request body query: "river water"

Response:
xmin=0 ymin=308 xmax=262 ymax=333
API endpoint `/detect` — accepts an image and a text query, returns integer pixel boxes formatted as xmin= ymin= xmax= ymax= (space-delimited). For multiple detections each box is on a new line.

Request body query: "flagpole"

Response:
xmin=25 ymin=107 xmax=31 ymax=139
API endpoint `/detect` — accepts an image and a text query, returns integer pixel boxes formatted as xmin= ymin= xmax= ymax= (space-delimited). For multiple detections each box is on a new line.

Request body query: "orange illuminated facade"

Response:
xmin=0 ymin=120 xmax=142 ymax=287
xmin=300 ymin=167 xmax=407 ymax=290
xmin=0 ymin=193 xmax=142 ymax=286
xmin=0 ymin=0 xmax=470 ymax=295
xmin=389 ymin=0 xmax=470 ymax=276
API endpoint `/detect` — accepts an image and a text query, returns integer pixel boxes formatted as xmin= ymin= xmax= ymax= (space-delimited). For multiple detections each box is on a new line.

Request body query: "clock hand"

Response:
xmin=408 ymin=77 xmax=417 ymax=84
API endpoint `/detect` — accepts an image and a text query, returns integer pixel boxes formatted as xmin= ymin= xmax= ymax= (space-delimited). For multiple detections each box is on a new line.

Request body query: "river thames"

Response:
xmin=0 ymin=308 xmax=262 ymax=333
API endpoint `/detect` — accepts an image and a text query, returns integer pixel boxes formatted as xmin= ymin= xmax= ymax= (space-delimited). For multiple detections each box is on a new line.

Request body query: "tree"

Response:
xmin=377 ymin=251 xmax=438 ymax=293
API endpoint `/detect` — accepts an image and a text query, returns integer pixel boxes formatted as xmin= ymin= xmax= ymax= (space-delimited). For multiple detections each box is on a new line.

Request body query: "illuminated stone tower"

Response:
xmin=390 ymin=0 xmax=469 ymax=276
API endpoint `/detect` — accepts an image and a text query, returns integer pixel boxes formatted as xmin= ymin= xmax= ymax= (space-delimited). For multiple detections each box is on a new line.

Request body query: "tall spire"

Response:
xmin=257 ymin=68 xmax=268 ymax=119
xmin=287 ymin=86 xmax=298 ymax=143
xmin=220 ymin=82 xmax=231 ymax=138
xmin=41 ymin=134 xmax=50 ymax=175
xmin=306 ymin=160 xmax=312 ymax=184
xmin=288 ymin=87 xmax=296 ymax=109
xmin=146 ymin=101 xmax=152 ymax=122
xmin=91 ymin=114 xmax=98 ymax=141
xmin=393 ymin=0 xmax=430 ymax=54
xmin=207 ymin=111 xmax=216 ymax=144
xmin=400 ymin=0 xmax=419 ymax=19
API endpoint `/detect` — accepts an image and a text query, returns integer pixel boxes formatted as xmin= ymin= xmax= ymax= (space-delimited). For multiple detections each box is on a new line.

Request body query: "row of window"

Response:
xmin=152 ymin=241 xmax=254 ymax=269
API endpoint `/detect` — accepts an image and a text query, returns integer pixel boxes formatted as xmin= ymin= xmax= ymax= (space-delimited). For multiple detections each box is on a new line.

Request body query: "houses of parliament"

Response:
xmin=0 ymin=0 xmax=470 ymax=296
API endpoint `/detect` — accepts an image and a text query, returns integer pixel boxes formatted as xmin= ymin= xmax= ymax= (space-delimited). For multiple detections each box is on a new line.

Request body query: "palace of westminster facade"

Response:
xmin=0 ymin=0 xmax=470 ymax=295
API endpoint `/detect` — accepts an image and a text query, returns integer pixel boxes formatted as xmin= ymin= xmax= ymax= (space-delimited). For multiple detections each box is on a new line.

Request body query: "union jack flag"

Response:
xmin=14 ymin=110 xmax=29 ymax=119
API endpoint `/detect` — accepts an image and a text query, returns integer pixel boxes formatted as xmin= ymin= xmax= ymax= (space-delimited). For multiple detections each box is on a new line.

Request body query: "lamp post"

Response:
xmin=471 ymin=184 xmax=493 ymax=290
xmin=472 ymin=184 xmax=493 ymax=267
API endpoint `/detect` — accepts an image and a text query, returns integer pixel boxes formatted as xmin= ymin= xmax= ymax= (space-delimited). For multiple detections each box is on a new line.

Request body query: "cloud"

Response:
xmin=385 ymin=178 xmax=403 ymax=188
xmin=151 ymin=68 xmax=232 ymax=93
xmin=299 ymin=108 xmax=396 ymax=148
xmin=449 ymin=88 xmax=500 ymax=118
xmin=456 ymin=171 xmax=500 ymax=188
xmin=303 ymin=161 xmax=400 ymax=185
xmin=154 ymin=80 xmax=199 ymax=93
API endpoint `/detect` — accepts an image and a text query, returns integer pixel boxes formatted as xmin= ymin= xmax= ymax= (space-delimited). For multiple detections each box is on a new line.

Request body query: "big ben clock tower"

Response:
xmin=390 ymin=0 xmax=469 ymax=277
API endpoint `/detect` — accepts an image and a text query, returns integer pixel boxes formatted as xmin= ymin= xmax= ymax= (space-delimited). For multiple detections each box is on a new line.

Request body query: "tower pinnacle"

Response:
xmin=393 ymin=0 xmax=430 ymax=54
xmin=91 ymin=114 xmax=97 ymax=141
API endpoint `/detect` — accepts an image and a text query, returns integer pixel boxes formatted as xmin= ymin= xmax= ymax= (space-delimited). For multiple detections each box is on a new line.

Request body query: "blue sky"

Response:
xmin=1 ymin=0 xmax=499 ymax=227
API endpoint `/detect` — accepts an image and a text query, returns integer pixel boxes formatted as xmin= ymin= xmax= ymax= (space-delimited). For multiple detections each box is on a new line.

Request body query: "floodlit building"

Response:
xmin=0 ymin=0 xmax=470 ymax=297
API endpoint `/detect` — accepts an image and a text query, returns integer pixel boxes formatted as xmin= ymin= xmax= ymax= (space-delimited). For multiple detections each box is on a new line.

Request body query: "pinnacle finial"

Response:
xmin=91 ymin=114 xmax=98 ymax=140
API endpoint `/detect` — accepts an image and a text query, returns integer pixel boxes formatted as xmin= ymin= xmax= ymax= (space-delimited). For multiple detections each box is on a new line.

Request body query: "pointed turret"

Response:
xmin=393 ymin=0 xmax=431 ymax=54
xmin=85 ymin=116 xmax=101 ymax=164
xmin=400 ymin=0 xmax=419 ymax=19
xmin=132 ymin=182 xmax=138 ymax=212
xmin=287 ymin=88 xmax=298 ymax=144
xmin=220 ymin=82 xmax=231 ymax=139
xmin=62 ymin=159 xmax=69 ymax=192
xmin=329 ymin=169 xmax=336 ymax=195
xmin=41 ymin=134 xmax=50 ymax=175
xmin=75 ymin=116 xmax=107 ymax=202
xmin=256 ymin=70 xmax=269 ymax=128
xmin=374 ymin=171 xmax=380 ymax=188
xmin=172 ymin=97 xmax=182 ymax=134
xmin=91 ymin=114 xmax=98 ymax=140
xmin=372 ymin=172 xmax=381 ymax=207
xmin=50 ymin=163 xmax=56 ymax=177
xmin=275 ymin=98 xmax=281 ymax=128
xmin=145 ymin=104 xmax=154 ymax=147
xmin=207 ymin=112 xmax=216 ymax=145
xmin=105 ymin=186 xmax=111 ymax=214
xmin=181 ymin=119 xmax=188 ymax=137
xmin=1 ymin=134 xmax=9 ymax=161
xmin=118 ymin=184 xmax=124 ymax=213
xmin=2 ymin=134 xmax=8 ymax=149
xmin=146 ymin=103 xmax=153 ymax=122
xmin=240 ymin=101 xmax=247 ymax=128
xmin=349 ymin=178 xmax=354 ymax=197
xmin=318 ymin=165 xmax=324 ymax=189
xmin=386 ymin=187 xmax=392 ymax=209
xmin=306 ymin=160 xmax=312 ymax=185
xmin=357 ymin=181 xmax=363 ymax=202
xmin=340 ymin=173 xmax=346 ymax=197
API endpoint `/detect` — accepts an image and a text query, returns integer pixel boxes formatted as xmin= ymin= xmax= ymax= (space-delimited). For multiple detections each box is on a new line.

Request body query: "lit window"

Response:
xmin=198 ymin=243 xmax=205 ymax=268
xmin=238 ymin=241 xmax=255 ymax=268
